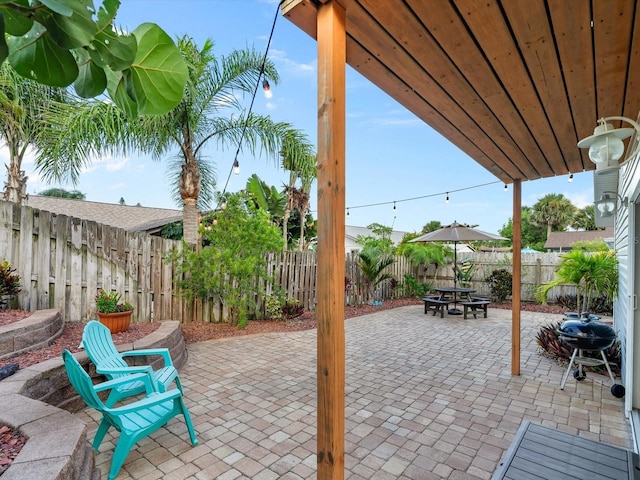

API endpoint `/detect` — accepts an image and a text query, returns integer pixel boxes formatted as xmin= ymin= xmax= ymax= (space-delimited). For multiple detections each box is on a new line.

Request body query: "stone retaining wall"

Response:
xmin=0 ymin=309 xmax=64 ymax=361
xmin=0 ymin=310 xmax=187 ymax=480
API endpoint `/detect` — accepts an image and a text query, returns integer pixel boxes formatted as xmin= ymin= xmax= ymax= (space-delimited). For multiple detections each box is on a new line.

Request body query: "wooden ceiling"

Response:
xmin=282 ymin=0 xmax=640 ymax=184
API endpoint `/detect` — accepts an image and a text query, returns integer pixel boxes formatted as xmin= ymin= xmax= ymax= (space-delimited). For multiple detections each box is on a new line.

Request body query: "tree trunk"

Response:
xmin=3 ymin=159 xmax=27 ymax=204
xmin=179 ymin=159 xmax=201 ymax=247
xmin=182 ymin=200 xmax=199 ymax=246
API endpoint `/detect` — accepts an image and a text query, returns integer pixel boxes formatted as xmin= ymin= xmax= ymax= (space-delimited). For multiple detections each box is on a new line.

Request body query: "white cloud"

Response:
xmin=269 ymin=49 xmax=316 ymax=75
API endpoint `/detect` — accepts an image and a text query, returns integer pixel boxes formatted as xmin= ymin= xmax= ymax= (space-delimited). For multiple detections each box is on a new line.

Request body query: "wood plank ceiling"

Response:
xmin=282 ymin=0 xmax=640 ymax=184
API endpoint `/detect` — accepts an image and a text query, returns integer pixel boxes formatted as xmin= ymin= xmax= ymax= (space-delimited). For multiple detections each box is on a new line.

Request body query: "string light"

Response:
xmin=221 ymin=196 xmax=227 ymax=209
xmin=504 ymin=184 xmax=508 ymax=191
xmin=331 ymin=180 xmax=502 ymax=215
xmin=217 ymin=0 xmax=282 ymax=210
xmin=347 ymin=208 xmax=350 ymax=218
xmin=263 ymin=79 xmax=272 ymax=98
xmin=445 ymin=192 xmax=449 ymax=204
xmin=392 ymin=201 xmax=396 ymax=212
xmin=568 ymin=173 xmax=573 ymax=183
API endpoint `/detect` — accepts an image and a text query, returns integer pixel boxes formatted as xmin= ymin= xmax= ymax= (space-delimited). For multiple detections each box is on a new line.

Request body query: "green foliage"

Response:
xmin=38 ymin=187 xmax=85 ymax=199
xmin=355 ymin=249 xmax=395 ymax=304
xmin=572 ymin=205 xmax=596 ymax=231
xmin=94 ymin=289 xmax=133 ymax=313
xmin=356 ymin=223 xmax=396 ymax=257
xmin=570 ymin=239 xmax=609 ymax=252
xmin=554 ymin=294 xmax=613 ymax=315
xmin=401 ymin=274 xmax=433 ymax=298
xmin=159 ymin=222 xmax=183 ymax=240
xmin=500 ymin=206 xmax=546 ymax=251
xmin=487 ymin=269 xmax=512 ymax=302
xmin=0 ymin=1 xmax=188 ymax=116
xmin=264 ymin=294 xmax=285 ymax=321
xmin=0 ymin=259 xmax=20 ymax=300
xmin=171 ymin=192 xmax=283 ymax=327
xmin=530 ymin=193 xmax=577 ymax=237
xmin=536 ymin=250 xmax=618 ymax=312
xmin=455 ymin=260 xmax=474 ymax=287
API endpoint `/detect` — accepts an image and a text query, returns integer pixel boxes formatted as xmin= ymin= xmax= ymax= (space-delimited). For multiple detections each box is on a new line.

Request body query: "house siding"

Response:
xmin=618 ymin=145 xmax=640 ymax=414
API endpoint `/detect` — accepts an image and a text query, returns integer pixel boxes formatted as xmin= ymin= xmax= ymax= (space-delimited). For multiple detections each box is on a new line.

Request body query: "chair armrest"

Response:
xmin=108 ymin=388 xmax=182 ymax=414
xmin=93 ymin=372 xmax=157 ymax=396
xmin=120 ymin=348 xmax=174 ymax=367
xmin=96 ymin=365 xmax=161 ymax=392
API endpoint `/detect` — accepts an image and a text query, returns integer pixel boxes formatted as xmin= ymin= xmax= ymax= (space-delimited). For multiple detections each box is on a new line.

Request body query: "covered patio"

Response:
xmin=79 ymin=306 xmax=631 ymax=479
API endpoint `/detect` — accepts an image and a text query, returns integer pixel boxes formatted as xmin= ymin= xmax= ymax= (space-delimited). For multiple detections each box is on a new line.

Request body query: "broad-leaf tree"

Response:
xmin=171 ymin=191 xmax=282 ymax=326
xmin=38 ymin=187 xmax=85 ymax=199
xmin=0 ymin=0 xmax=187 ymax=116
xmin=500 ymin=206 xmax=547 ymax=251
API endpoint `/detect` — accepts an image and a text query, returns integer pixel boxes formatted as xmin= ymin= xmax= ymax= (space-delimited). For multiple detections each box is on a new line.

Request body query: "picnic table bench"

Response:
xmin=460 ymin=296 xmax=490 ymax=319
xmin=422 ymin=296 xmax=450 ymax=318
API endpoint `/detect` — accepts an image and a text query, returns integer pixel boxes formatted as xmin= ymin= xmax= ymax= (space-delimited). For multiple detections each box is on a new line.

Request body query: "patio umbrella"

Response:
xmin=409 ymin=221 xmax=507 ymax=290
xmin=521 ymin=246 xmax=540 ymax=253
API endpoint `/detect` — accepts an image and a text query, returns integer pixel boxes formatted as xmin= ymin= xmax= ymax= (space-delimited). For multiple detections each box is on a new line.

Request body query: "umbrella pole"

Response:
xmin=449 ymin=241 xmax=463 ymax=315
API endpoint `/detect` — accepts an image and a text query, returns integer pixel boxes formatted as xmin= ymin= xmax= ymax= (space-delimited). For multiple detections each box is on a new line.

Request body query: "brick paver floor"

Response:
xmin=77 ymin=305 xmax=632 ymax=479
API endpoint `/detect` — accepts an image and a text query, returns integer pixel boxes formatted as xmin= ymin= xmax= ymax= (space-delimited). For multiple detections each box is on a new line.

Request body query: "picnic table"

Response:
xmin=423 ymin=287 xmax=490 ymax=319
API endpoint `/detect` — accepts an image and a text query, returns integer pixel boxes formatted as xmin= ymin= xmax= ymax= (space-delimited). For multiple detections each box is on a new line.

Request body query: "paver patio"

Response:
xmin=76 ymin=305 xmax=632 ymax=479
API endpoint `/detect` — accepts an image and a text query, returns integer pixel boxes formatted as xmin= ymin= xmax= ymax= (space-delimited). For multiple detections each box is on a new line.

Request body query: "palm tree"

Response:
xmin=356 ymin=250 xmax=395 ymax=304
xmin=572 ymin=205 xmax=597 ymax=231
xmin=36 ymin=37 xmax=306 ymax=246
xmin=530 ymin=193 xmax=576 ymax=239
xmin=296 ymin=161 xmax=316 ymax=251
xmin=0 ymin=62 xmax=67 ymax=203
xmin=280 ymin=129 xmax=316 ymax=250
xmin=536 ymin=249 xmax=618 ymax=313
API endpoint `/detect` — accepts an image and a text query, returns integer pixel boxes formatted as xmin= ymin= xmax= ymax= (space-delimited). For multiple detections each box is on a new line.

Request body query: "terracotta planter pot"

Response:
xmin=97 ymin=311 xmax=132 ymax=334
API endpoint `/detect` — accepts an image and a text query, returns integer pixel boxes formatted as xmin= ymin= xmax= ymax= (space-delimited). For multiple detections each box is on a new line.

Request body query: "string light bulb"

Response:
xmin=262 ymin=79 xmax=272 ymax=99
xmin=504 ymin=184 xmax=508 ymax=191
xmin=221 ymin=196 xmax=227 ymax=209
xmin=392 ymin=201 xmax=396 ymax=212
xmin=212 ymin=215 xmax=218 ymax=226
xmin=445 ymin=193 xmax=449 ymax=204
xmin=568 ymin=173 xmax=574 ymax=183
xmin=347 ymin=208 xmax=350 ymax=218
xmin=233 ymin=159 xmax=240 ymax=175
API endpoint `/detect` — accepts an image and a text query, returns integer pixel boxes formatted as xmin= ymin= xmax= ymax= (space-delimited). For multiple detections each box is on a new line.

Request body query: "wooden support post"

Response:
xmin=316 ymin=2 xmax=346 ymax=478
xmin=512 ymin=179 xmax=522 ymax=375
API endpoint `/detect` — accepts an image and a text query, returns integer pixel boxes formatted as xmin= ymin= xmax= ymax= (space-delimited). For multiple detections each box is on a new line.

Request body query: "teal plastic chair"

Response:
xmin=82 ymin=320 xmax=182 ymax=407
xmin=62 ymin=350 xmax=198 ymax=480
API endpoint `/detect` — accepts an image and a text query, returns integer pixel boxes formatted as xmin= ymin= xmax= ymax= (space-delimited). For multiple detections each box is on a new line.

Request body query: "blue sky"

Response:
xmin=18 ymin=0 xmax=594 ymax=235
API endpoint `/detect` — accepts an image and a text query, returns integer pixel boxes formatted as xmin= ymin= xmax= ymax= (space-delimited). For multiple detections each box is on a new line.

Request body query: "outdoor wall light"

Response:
xmin=594 ymin=191 xmax=628 ymax=218
xmin=578 ymin=116 xmax=640 ymax=174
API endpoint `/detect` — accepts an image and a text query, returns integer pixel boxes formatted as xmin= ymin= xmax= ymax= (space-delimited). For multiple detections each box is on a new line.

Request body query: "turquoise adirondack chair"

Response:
xmin=82 ymin=320 xmax=182 ymax=407
xmin=62 ymin=350 xmax=198 ymax=480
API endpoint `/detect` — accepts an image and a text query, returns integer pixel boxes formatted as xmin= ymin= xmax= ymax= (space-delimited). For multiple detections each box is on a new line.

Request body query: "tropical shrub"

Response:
xmin=401 ymin=274 xmax=433 ymax=298
xmin=355 ymin=249 xmax=395 ymax=304
xmin=0 ymin=260 xmax=21 ymax=304
xmin=536 ymin=250 xmax=618 ymax=312
xmin=487 ymin=269 xmax=512 ymax=302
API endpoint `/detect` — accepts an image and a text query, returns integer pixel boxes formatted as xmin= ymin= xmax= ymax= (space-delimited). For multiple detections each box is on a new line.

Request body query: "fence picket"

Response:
xmin=1 ymin=200 xmax=578 ymax=324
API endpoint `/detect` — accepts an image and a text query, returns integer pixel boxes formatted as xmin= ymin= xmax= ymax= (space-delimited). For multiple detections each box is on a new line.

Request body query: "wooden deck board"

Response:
xmin=492 ymin=421 xmax=639 ymax=480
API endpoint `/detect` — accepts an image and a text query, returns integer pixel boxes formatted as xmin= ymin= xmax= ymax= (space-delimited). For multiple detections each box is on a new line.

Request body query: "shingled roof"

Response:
xmin=544 ymin=227 xmax=614 ymax=251
xmin=25 ymin=196 xmax=182 ymax=233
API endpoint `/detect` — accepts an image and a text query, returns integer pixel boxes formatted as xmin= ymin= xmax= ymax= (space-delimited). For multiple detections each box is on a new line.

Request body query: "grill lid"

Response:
xmin=558 ymin=312 xmax=615 ymax=340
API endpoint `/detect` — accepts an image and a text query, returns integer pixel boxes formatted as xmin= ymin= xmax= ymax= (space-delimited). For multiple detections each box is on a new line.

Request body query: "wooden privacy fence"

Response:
xmin=0 ymin=200 xmax=573 ymax=324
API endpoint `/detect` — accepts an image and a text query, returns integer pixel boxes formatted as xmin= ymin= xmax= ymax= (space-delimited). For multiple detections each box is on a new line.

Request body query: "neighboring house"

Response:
xmin=345 ymin=225 xmax=408 ymax=254
xmin=543 ymin=227 xmax=615 ymax=252
xmin=25 ymin=196 xmax=182 ymax=234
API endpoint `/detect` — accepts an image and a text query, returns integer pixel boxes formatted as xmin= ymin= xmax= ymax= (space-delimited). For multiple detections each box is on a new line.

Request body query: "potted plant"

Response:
xmin=95 ymin=289 xmax=134 ymax=333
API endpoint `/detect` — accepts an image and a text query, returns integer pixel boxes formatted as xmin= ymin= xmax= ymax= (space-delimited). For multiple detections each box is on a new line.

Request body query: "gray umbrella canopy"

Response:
xmin=409 ymin=221 xmax=507 ymax=243
xmin=409 ymin=221 xmax=507 ymax=290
